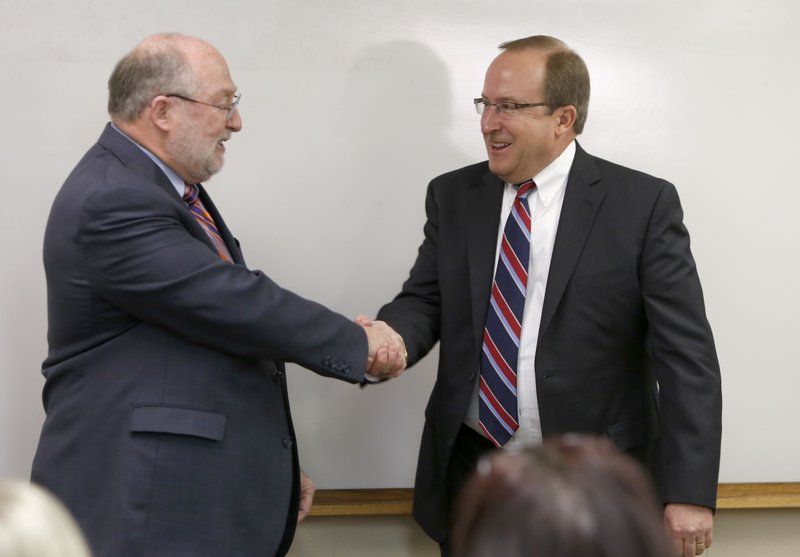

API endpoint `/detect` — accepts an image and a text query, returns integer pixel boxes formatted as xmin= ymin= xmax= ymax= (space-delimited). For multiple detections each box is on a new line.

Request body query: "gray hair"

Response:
xmin=108 ymin=34 xmax=196 ymax=122
xmin=0 ymin=481 xmax=93 ymax=557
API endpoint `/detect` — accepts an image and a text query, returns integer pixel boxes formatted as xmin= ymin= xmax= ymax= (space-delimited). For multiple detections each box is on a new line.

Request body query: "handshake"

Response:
xmin=355 ymin=314 xmax=407 ymax=379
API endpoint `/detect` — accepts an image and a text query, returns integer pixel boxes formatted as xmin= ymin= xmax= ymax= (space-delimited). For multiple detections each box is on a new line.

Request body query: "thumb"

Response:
xmin=355 ymin=314 xmax=373 ymax=326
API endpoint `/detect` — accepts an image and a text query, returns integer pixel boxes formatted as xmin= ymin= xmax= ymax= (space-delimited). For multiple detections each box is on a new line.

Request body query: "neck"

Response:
xmin=112 ymin=118 xmax=191 ymax=183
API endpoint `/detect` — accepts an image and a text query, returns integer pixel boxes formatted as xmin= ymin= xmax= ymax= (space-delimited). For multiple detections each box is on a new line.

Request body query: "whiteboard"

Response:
xmin=1 ymin=0 xmax=798 ymax=488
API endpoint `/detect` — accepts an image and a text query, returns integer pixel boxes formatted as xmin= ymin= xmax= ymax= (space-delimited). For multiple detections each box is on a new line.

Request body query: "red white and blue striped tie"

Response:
xmin=479 ymin=180 xmax=536 ymax=447
xmin=183 ymin=183 xmax=233 ymax=263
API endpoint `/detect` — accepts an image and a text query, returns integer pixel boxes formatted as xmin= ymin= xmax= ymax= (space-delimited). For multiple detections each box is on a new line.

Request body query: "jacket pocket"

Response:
xmin=129 ymin=405 xmax=226 ymax=442
xmin=572 ymin=264 xmax=633 ymax=293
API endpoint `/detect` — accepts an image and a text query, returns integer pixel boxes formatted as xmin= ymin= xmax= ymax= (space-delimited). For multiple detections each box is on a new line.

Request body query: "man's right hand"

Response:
xmin=356 ymin=314 xmax=407 ymax=378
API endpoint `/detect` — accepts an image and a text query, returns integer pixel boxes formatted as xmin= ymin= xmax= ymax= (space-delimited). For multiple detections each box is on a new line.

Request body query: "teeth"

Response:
xmin=493 ymin=143 xmax=509 ymax=148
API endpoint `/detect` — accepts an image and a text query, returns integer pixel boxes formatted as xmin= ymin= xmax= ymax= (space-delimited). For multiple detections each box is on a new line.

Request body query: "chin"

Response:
xmin=487 ymin=161 xmax=510 ymax=182
xmin=201 ymin=160 xmax=224 ymax=181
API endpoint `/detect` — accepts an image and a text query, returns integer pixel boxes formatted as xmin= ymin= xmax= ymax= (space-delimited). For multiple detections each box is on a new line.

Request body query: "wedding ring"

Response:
xmin=403 ymin=350 xmax=408 ymax=359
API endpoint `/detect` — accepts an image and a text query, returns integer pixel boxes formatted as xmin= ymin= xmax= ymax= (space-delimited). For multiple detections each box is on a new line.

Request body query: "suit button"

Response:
xmin=273 ymin=368 xmax=283 ymax=376
xmin=445 ymin=437 xmax=455 ymax=447
xmin=341 ymin=365 xmax=350 ymax=375
xmin=468 ymin=372 xmax=477 ymax=382
xmin=283 ymin=437 xmax=294 ymax=449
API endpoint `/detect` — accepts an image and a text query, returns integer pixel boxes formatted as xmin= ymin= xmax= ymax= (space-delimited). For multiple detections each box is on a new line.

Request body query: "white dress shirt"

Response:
xmin=465 ymin=140 xmax=576 ymax=449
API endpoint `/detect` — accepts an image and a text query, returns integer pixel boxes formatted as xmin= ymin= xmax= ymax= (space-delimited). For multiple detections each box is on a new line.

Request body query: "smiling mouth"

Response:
xmin=489 ymin=141 xmax=511 ymax=152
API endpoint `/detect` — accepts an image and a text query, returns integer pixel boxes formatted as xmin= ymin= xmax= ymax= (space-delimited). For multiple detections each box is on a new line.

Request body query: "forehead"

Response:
xmin=483 ymin=49 xmax=547 ymax=100
xmin=187 ymin=46 xmax=237 ymax=98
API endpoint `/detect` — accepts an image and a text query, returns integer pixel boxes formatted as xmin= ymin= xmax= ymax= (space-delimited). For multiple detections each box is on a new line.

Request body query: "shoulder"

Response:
xmin=48 ymin=152 xmax=182 ymax=254
xmin=427 ymin=161 xmax=495 ymax=196
xmin=431 ymin=160 xmax=491 ymax=183
xmin=57 ymin=147 xmax=165 ymax=214
xmin=576 ymin=146 xmax=678 ymax=203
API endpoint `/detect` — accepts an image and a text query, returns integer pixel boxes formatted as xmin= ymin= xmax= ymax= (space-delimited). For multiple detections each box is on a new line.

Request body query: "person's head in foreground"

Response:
xmin=451 ymin=435 xmax=672 ymax=557
xmin=0 ymin=480 xmax=92 ymax=557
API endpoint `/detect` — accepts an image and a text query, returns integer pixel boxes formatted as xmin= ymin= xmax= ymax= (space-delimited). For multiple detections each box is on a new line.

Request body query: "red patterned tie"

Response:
xmin=183 ymin=183 xmax=233 ymax=263
xmin=478 ymin=180 xmax=536 ymax=447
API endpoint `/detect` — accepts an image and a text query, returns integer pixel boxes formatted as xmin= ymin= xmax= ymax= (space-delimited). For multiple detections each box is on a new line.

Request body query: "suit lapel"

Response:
xmin=538 ymin=143 xmax=606 ymax=339
xmin=468 ymin=168 xmax=505 ymax=350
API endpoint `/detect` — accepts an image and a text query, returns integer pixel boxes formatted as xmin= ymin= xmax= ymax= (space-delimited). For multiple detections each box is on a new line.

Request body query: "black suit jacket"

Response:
xmin=32 ymin=124 xmax=368 ymax=557
xmin=377 ymin=143 xmax=722 ymax=542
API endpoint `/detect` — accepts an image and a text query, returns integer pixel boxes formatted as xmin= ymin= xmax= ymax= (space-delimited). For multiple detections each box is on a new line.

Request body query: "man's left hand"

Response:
xmin=298 ymin=469 xmax=316 ymax=523
xmin=664 ymin=503 xmax=713 ymax=556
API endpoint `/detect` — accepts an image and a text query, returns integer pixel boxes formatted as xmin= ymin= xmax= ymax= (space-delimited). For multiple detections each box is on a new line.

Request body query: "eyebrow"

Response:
xmin=215 ymin=86 xmax=238 ymax=100
xmin=479 ymin=96 xmax=522 ymax=103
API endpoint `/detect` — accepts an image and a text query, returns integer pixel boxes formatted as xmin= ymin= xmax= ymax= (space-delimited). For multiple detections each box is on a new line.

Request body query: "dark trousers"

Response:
xmin=439 ymin=425 xmax=496 ymax=557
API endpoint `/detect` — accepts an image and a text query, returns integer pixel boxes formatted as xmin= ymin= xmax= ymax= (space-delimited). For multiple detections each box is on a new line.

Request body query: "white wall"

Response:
xmin=2 ymin=0 xmax=799 ymax=488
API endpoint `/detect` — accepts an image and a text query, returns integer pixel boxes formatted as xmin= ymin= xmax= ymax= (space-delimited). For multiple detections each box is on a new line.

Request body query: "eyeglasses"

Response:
xmin=474 ymin=98 xmax=549 ymax=116
xmin=166 ymin=93 xmax=241 ymax=120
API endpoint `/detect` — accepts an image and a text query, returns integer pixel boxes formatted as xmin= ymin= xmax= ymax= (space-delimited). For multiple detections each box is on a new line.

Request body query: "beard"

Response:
xmin=167 ymin=119 xmax=228 ymax=184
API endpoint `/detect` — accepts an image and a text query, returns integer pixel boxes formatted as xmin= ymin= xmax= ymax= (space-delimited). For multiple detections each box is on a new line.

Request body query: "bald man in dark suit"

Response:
xmin=32 ymin=33 xmax=405 ymax=557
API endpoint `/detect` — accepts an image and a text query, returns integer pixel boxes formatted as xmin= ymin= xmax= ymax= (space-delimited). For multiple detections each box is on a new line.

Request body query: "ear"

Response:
xmin=148 ymin=95 xmax=174 ymax=132
xmin=554 ymin=105 xmax=577 ymax=136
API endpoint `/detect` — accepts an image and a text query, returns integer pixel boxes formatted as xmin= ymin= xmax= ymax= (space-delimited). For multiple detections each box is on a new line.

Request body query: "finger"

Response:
xmin=369 ymin=346 xmax=390 ymax=376
xmin=383 ymin=349 xmax=404 ymax=378
xmin=682 ymin=537 xmax=694 ymax=557
xmin=298 ymin=499 xmax=310 ymax=522
xmin=298 ymin=498 xmax=312 ymax=522
xmin=694 ymin=536 xmax=707 ymax=555
xmin=669 ymin=536 xmax=682 ymax=557
xmin=355 ymin=314 xmax=373 ymax=326
xmin=380 ymin=348 xmax=405 ymax=378
xmin=297 ymin=483 xmax=315 ymax=523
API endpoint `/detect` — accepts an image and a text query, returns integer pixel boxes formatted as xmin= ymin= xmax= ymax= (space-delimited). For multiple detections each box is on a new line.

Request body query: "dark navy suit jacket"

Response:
xmin=377 ymin=143 xmax=722 ymax=542
xmin=32 ymin=124 xmax=367 ymax=557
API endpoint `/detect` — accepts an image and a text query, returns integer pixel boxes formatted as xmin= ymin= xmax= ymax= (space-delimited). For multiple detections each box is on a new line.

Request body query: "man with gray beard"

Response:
xmin=31 ymin=33 xmax=406 ymax=557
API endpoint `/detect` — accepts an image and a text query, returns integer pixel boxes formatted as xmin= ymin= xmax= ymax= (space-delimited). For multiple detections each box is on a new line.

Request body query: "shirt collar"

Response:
xmin=111 ymin=122 xmax=187 ymax=197
xmin=510 ymin=140 xmax=576 ymax=207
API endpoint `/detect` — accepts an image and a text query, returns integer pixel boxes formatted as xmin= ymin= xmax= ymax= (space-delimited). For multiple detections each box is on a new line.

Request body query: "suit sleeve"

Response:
xmin=78 ymin=171 xmax=367 ymax=382
xmin=376 ymin=179 xmax=442 ymax=365
xmin=640 ymin=181 xmax=722 ymax=509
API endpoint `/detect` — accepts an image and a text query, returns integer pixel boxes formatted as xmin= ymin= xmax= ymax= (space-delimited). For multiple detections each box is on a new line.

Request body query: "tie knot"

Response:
xmin=183 ymin=183 xmax=200 ymax=205
xmin=515 ymin=180 xmax=536 ymax=200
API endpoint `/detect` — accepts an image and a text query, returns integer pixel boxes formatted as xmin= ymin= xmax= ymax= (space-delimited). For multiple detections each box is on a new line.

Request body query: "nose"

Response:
xmin=480 ymin=106 xmax=500 ymax=135
xmin=227 ymin=107 xmax=242 ymax=132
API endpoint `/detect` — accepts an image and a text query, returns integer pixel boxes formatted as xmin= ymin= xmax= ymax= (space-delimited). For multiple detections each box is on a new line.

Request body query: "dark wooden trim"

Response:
xmin=309 ymin=483 xmax=800 ymax=517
